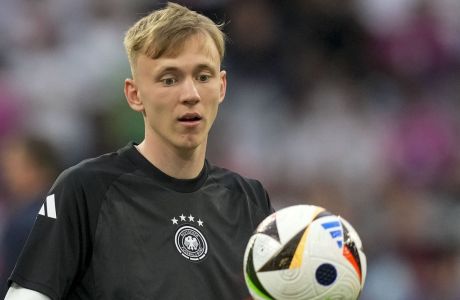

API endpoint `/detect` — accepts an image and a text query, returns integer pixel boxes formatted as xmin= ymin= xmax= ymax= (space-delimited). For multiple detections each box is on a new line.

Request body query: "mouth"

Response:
xmin=177 ymin=113 xmax=202 ymax=124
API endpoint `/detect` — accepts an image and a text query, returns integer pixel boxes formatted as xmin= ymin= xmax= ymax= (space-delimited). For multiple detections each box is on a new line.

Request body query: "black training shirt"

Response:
xmin=9 ymin=142 xmax=273 ymax=299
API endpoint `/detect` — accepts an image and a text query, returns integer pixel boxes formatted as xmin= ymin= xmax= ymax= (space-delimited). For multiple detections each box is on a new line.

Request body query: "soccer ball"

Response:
xmin=243 ymin=205 xmax=366 ymax=300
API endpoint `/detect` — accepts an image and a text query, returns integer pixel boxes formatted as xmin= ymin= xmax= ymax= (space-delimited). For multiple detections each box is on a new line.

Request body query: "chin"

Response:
xmin=177 ymin=139 xmax=203 ymax=151
xmin=175 ymin=132 xmax=207 ymax=151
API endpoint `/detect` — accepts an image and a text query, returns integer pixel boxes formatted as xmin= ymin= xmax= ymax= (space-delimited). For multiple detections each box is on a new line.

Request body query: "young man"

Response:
xmin=5 ymin=2 xmax=273 ymax=300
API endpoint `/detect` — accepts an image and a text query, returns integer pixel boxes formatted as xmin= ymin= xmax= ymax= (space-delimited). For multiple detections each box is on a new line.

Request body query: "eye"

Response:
xmin=197 ymin=74 xmax=210 ymax=82
xmin=162 ymin=77 xmax=177 ymax=86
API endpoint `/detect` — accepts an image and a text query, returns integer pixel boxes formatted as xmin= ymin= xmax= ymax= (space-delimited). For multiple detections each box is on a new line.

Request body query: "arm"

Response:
xmin=4 ymin=283 xmax=51 ymax=300
xmin=8 ymin=167 xmax=96 ymax=299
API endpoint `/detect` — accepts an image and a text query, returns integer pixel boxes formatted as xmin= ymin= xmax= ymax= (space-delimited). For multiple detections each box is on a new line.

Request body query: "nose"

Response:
xmin=180 ymin=77 xmax=200 ymax=105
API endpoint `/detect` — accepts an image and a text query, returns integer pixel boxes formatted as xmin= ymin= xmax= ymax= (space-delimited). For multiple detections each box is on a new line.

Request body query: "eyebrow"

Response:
xmin=156 ymin=63 xmax=217 ymax=76
xmin=196 ymin=63 xmax=217 ymax=74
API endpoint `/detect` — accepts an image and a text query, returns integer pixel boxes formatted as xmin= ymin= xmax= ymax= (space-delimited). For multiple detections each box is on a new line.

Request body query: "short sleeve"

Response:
xmin=8 ymin=168 xmax=93 ymax=300
xmin=254 ymin=180 xmax=276 ymax=219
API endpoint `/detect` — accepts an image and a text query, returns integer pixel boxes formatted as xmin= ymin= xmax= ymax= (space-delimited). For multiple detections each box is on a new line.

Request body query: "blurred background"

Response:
xmin=0 ymin=0 xmax=459 ymax=299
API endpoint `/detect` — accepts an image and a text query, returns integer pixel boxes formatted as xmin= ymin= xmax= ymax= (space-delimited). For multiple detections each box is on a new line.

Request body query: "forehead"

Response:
xmin=135 ymin=34 xmax=221 ymax=74
xmin=164 ymin=33 xmax=220 ymax=62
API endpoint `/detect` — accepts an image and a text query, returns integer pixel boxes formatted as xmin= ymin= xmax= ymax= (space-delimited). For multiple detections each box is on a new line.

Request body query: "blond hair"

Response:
xmin=124 ymin=2 xmax=226 ymax=71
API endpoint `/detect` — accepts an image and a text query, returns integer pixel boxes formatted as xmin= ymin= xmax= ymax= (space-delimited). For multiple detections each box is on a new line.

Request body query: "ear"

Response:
xmin=124 ymin=78 xmax=144 ymax=113
xmin=218 ymin=70 xmax=227 ymax=104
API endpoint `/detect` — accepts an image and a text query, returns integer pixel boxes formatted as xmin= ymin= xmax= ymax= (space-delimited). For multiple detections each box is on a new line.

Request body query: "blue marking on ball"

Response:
xmin=315 ymin=263 xmax=337 ymax=286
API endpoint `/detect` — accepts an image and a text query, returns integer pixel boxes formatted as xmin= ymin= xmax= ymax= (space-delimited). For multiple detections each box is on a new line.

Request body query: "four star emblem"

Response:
xmin=171 ymin=214 xmax=204 ymax=226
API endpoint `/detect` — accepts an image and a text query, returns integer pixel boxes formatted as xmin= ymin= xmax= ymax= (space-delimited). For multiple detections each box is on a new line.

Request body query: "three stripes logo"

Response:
xmin=38 ymin=194 xmax=57 ymax=219
xmin=321 ymin=219 xmax=343 ymax=249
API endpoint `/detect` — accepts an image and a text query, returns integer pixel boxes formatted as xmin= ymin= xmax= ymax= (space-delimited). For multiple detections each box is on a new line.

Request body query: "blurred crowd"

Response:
xmin=0 ymin=0 xmax=459 ymax=299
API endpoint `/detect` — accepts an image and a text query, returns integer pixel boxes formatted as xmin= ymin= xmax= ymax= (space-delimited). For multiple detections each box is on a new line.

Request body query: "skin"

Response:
xmin=124 ymin=34 xmax=227 ymax=179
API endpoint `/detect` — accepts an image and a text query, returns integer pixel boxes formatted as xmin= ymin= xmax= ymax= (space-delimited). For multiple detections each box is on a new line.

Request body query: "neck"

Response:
xmin=136 ymin=139 xmax=206 ymax=179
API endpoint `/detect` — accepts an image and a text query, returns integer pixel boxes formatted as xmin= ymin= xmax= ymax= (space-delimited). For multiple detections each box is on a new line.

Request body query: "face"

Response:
xmin=125 ymin=34 xmax=227 ymax=152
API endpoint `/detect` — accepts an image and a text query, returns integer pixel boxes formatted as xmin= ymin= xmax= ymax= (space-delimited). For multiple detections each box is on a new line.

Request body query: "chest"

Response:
xmin=90 ymin=180 xmax=256 ymax=298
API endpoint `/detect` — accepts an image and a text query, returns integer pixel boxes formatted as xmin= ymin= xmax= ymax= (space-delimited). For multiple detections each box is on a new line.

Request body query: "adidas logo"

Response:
xmin=321 ymin=219 xmax=343 ymax=249
xmin=38 ymin=194 xmax=57 ymax=219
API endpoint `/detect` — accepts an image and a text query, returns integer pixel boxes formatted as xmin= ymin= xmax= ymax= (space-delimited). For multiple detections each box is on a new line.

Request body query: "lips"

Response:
xmin=178 ymin=113 xmax=202 ymax=122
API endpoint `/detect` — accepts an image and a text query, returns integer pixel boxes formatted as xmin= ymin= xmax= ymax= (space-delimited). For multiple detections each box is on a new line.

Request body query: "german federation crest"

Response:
xmin=171 ymin=214 xmax=208 ymax=261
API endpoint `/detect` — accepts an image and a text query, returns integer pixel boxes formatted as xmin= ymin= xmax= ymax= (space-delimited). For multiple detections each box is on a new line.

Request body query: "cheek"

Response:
xmin=210 ymin=89 xmax=223 ymax=114
xmin=140 ymin=89 xmax=167 ymax=116
xmin=202 ymin=83 xmax=222 ymax=103
xmin=142 ymin=99 xmax=175 ymax=132
xmin=144 ymin=103 xmax=167 ymax=125
xmin=207 ymin=98 xmax=221 ymax=124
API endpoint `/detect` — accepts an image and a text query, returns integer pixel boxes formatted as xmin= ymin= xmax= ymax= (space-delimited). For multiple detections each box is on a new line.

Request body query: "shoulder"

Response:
xmin=38 ymin=146 xmax=138 ymax=230
xmin=45 ymin=145 xmax=138 ymax=216
xmin=208 ymin=163 xmax=265 ymax=191
xmin=207 ymin=162 xmax=270 ymax=206
xmin=53 ymin=145 xmax=135 ymax=191
xmin=207 ymin=162 xmax=274 ymax=219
